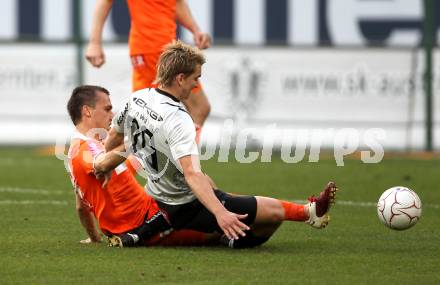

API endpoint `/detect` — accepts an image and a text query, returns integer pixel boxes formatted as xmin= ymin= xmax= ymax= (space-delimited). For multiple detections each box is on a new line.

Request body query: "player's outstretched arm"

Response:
xmin=94 ymin=129 xmax=127 ymax=187
xmin=175 ymin=0 xmax=211 ymax=49
xmin=85 ymin=0 xmax=113 ymax=67
xmin=75 ymin=194 xmax=102 ymax=243
xmin=179 ymin=155 xmax=250 ymax=240
xmin=94 ymin=143 xmax=126 ymax=173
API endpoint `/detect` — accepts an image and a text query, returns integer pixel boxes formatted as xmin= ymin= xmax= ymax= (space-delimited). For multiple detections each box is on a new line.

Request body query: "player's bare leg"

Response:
xmin=250 ymin=197 xmax=284 ymax=237
xmin=253 ymin=181 xmax=338 ymax=230
xmin=182 ymin=88 xmax=210 ymax=143
xmin=221 ymin=182 xmax=338 ymax=248
xmin=183 ymin=88 xmax=210 ymax=127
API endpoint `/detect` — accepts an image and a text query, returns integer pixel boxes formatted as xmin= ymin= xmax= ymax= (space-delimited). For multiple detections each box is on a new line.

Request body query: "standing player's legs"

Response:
xmin=182 ymin=85 xmax=211 ymax=142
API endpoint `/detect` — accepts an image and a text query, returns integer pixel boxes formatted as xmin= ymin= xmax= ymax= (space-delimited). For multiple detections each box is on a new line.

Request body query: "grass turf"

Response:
xmin=0 ymin=147 xmax=439 ymax=284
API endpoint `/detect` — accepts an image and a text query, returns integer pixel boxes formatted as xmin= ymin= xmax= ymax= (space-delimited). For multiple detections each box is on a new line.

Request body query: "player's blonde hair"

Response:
xmin=155 ymin=40 xmax=206 ymax=87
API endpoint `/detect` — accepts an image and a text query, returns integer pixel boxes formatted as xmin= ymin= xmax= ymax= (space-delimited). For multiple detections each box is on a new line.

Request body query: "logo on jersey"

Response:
xmin=116 ymin=102 xmax=129 ymax=126
xmin=133 ymin=97 xmax=164 ymax=121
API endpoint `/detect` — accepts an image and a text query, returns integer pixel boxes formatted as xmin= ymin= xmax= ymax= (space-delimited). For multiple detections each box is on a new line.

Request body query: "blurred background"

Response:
xmin=0 ymin=0 xmax=438 ymax=151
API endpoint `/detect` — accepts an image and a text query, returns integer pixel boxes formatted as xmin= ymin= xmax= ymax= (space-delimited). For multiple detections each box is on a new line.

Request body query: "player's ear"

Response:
xmin=176 ymin=73 xmax=185 ymax=86
xmin=82 ymin=105 xmax=92 ymax=119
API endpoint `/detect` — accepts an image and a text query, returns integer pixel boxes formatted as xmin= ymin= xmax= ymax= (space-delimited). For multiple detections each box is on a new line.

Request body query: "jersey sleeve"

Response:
xmin=112 ymin=101 xmax=130 ymax=134
xmin=77 ymin=141 xmax=105 ymax=175
xmin=166 ymin=111 xmax=199 ymax=161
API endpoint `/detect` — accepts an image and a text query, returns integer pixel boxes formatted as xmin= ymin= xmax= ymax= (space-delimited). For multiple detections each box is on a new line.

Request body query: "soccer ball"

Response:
xmin=377 ymin=186 xmax=422 ymax=230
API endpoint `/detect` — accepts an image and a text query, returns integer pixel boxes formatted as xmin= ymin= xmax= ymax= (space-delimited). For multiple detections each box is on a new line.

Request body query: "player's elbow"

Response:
xmin=184 ymin=169 xmax=204 ymax=184
xmin=184 ymin=169 xmax=197 ymax=180
xmin=94 ymin=160 xmax=111 ymax=173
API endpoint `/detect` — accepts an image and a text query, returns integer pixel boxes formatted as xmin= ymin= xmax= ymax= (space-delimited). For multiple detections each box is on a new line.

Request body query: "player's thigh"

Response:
xmin=157 ymin=199 xmax=218 ymax=232
xmin=182 ymin=190 xmax=256 ymax=232
xmin=184 ymin=85 xmax=210 ymax=110
xmin=158 ymin=190 xmax=257 ymax=233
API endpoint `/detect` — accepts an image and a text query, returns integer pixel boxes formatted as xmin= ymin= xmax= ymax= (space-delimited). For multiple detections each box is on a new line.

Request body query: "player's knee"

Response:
xmin=193 ymin=90 xmax=211 ymax=118
xmin=197 ymin=97 xmax=211 ymax=120
xmin=203 ymin=100 xmax=211 ymax=117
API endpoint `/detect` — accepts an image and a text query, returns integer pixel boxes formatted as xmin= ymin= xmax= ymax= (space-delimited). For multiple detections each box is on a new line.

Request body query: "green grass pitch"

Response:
xmin=0 ymin=147 xmax=439 ymax=284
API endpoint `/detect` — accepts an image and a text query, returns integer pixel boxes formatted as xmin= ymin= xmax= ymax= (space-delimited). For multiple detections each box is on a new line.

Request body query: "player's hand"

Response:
xmin=215 ymin=211 xmax=250 ymax=240
xmin=101 ymin=171 xmax=112 ymax=189
xmin=85 ymin=42 xmax=106 ymax=68
xmin=79 ymin=237 xmax=102 ymax=244
xmin=94 ymin=170 xmax=112 ymax=189
xmin=193 ymin=32 xmax=211 ymax=49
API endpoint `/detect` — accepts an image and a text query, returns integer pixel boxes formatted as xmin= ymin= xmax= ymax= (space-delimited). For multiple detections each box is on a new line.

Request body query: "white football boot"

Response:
xmin=305 ymin=181 xmax=338 ymax=229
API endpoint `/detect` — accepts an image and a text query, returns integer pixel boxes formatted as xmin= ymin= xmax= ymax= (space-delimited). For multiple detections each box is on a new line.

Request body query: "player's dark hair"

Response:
xmin=67 ymin=85 xmax=109 ymax=125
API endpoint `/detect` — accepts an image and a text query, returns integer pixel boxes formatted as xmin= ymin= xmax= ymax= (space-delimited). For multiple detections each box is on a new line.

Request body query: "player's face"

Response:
xmin=91 ymin=91 xmax=113 ymax=130
xmin=181 ymin=64 xmax=202 ymax=100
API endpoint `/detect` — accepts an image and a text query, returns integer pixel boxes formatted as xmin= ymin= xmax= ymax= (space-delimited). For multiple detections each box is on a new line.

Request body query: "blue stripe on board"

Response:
xmin=213 ymin=0 xmax=234 ymax=44
xmin=71 ymin=0 xmax=79 ymax=39
xmin=18 ymin=0 xmax=40 ymax=38
xmin=318 ymin=0 xmax=331 ymax=46
xmin=434 ymin=0 xmax=440 ymax=44
xmin=111 ymin=0 xmax=130 ymax=38
xmin=360 ymin=21 xmax=422 ymax=46
xmin=265 ymin=0 xmax=287 ymax=45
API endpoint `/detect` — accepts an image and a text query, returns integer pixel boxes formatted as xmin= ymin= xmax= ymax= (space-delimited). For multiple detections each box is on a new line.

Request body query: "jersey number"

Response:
xmin=131 ymin=119 xmax=158 ymax=171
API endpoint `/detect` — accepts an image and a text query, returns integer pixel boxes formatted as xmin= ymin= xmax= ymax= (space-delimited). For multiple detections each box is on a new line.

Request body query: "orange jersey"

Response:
xmin=68 ymin=132 xmax=151 ymax=234
xmin=126 ymin=0 xmax=177 ymax=55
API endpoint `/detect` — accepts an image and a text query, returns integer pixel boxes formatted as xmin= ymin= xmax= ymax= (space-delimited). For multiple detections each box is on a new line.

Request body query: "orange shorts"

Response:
xmin=131 ymin=53 xmax=202 ymax=93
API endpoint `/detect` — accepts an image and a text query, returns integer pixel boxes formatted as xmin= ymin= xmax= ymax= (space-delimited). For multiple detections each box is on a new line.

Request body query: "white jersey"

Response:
xmin=113 ymin=88 xmax=199 ymax=205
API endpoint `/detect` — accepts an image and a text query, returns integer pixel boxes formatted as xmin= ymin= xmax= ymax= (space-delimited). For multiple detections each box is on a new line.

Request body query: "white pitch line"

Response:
xmin=0 ymin=200 xmax=68 ymax=206
xmin=0 ymin=189 xmax=438 ymax=209
xmin=0 ymin=158 xmax=54 ymax=166
xmin=0 ymin=186 xmax=64 ymax=195
xmin=292 ymin=199 xmax=439 ymax=209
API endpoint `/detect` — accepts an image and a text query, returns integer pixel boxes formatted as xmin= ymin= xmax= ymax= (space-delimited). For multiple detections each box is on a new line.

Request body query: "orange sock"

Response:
xmin=280 ymin=200 xmax=307 ymax=221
